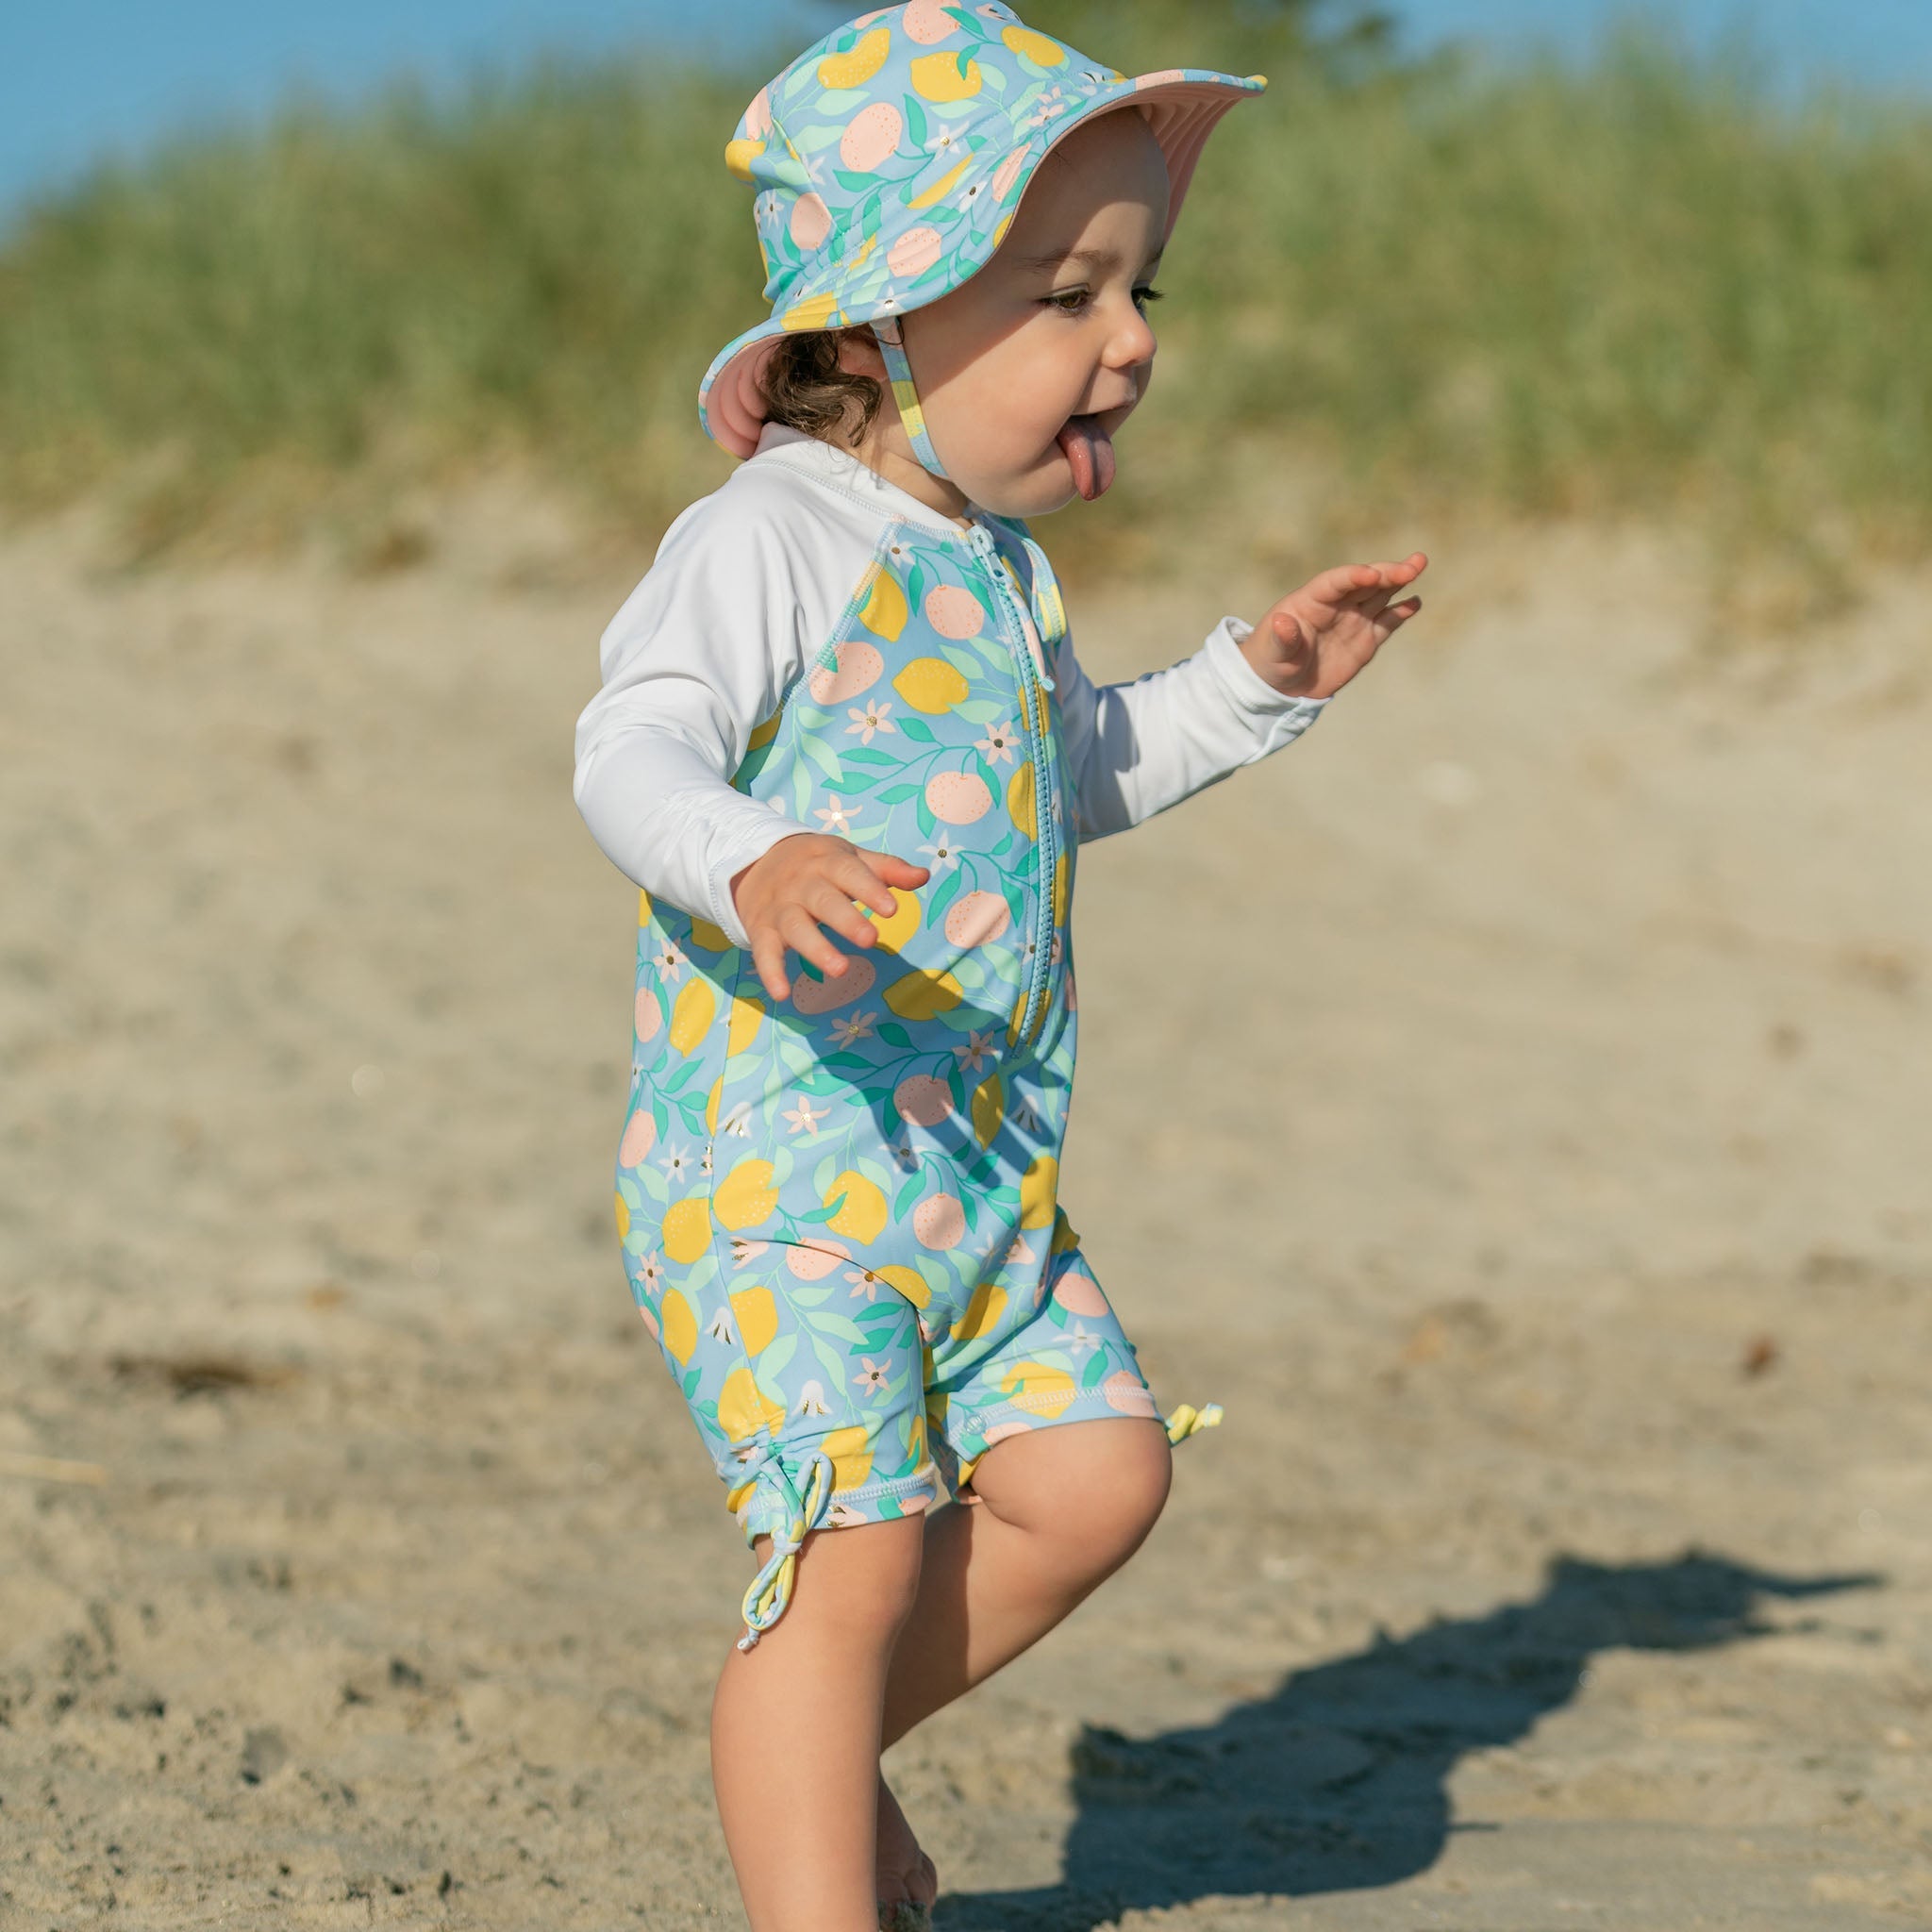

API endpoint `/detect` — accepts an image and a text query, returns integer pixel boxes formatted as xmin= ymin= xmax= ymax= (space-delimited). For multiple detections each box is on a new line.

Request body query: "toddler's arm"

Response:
xmin=573 ymin=490 xmax=825 ymax=947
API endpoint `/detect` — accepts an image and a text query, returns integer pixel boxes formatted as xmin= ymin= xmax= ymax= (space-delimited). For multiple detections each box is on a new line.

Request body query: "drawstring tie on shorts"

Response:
xmin=734 ymin=1442 xmax=836 ymax=1652
xmin=1162 ymin=1402 xmax=1224 ymax=1442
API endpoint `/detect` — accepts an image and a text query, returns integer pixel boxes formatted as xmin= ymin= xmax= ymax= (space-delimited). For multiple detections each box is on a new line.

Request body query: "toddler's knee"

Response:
xmin=1055 ymin=1422 xmax=1173 ymax=1576
xmin=757 ymin=1512 xmax=924 ymax=1642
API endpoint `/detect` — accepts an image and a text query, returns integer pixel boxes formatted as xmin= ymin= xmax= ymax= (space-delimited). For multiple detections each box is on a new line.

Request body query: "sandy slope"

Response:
xmin=2 ymin=499 xmax=1928 ymax=1929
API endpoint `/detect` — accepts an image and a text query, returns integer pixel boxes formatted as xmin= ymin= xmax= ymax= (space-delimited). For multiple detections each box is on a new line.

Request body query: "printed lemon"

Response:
xmin=690 ymin=917 xmax=733 ymax=953
xmin=818 ymin=25 xmax=891 ymax=89
xmin=1002 ymin=25 xmax=1067 ymax=66
xmin=910 ymin=51 xmax=981 ymax=101
xmin=821 ymin=1424 xmax=873 ymax=1491
xmin=613 ymin=1191 xmax=631 ymax=1241
xmin=971 ymin=1073 xmax=1003 ymax=1148
xmin=669 ymin=979 xmax=716 ymax=1054
xmin=724 ymin=138 xmax=766 ymax=181
xmin=892 ymin=657 xmax=969 ymax=713
xmin=662 ymin=1193 xmax=714 ymax=1264
xmin=1002 ymin=1359 xmax=1077 ymax=1417
xmin=746 ymin=710 xmax=782 ymax=752
xmin=659 ymin=1288 xmax=698 ymax=1366
xmin=908 ymin=158 xmax=972 ymax=208
xmin=874 ymin=1263 xmax=932 ymax=1310
xmin=729 ymin=1285 xmax=779 ymax=1356
xmin=718 ymin=1365 xmax=788 ymax=1441
xmin=782 ymin=291 xmax=841 ymax=330
xmin=950 ymin=1279 xmax=1008 ymax=1341
xmin=714 ymin=1158 xmax=779 ymax=1231
xmin=866 ymin=886 xmax=922 ymax=953
xmin=637 ymin=888 xmax=653 ymax=925
xmin=1007 ymin=759 xmax=1037 ymax=839
xmin=705 ymin=1074 xmax=724 ymax=1133
xmin=1052 ymin=850 xmax=1068 ymax=923
xmin=727 ymin=993 xmax=764 ymax=1058
xmin=1019 ymin=1152 xmax=1058 ymax=1228
xmin=824 ymin=1170 xmax=889 ymax=1243
xmin=858 ymin=566 xmax=909 ymax=641
xmin=884 ymin=965 xmax=963 ymax=1021
xmin=1050 ymin=1202 xmax=1080 ymax=1255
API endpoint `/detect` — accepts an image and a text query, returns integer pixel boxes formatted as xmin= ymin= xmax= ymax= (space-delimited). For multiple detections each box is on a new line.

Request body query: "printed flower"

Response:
xmin=918 ymin=835 xmax=961 ymax=874
xmin=953 ymin=1028 xmax=998 ymax=1072
xmin=700 ymin=1143 xmax=714 ymax=1174
xmin=888 ymin=1128 xmax=921 ymax=1171
xmin=827 ymin=1500 xmax=869 ymax=1526
xmin=924 ymin=125 xmax=962 ymax=156
xmin=846 ymin=700 xmax=896 ymax=743
xmin=975 ymin=720 xmax=1018 ymax=764
xmin=845 ymin=1267 xmax=887 ymax=1303
xmin=654 ymin=941 xmax=687 ymax=983
xmin=659 ymin=1141 xmax=698 ymax=1180
xmin=729 ymin=1237 xmax=769 ymax=1270
xmin=828 ymin=1010 xmax=878 ymax=1047
xmin=1023 ymin=85 xmax=1069 ymax=130
xmin=794 ymin=1380 xmax=832 ymax=1418
xmin=1003 ymin=1232 xmax=1037 ymax=1270
xmin=853 ymin=1357 xmax=891 ymax=1395
xmin=815 ymin=794 xmax=857 ymax=835
xmin=720 ymin=1099 xmax=757 ymax=1138
xmin=782 ymin=1095 xmax=833 ymax=1137
xmin=637 ymin=1250 xmax=665 ymax=1294
xmin=1012 ymin=1091 xmax=1041 ymax=1133
xmin=1064 ymin=1320 xmax=1102 ymax=1360
xmin=706 ymin=1305 xmax=738 ymax=1344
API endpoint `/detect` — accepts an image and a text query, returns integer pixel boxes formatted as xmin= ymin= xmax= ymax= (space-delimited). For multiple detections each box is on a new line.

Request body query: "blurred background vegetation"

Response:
xmin=1 ymin=0 xmax=1927 ymax=623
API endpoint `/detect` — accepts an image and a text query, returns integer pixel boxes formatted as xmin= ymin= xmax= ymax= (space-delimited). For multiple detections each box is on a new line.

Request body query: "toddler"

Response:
xmin=574 ymin=7 xmax=1424 ymax=1927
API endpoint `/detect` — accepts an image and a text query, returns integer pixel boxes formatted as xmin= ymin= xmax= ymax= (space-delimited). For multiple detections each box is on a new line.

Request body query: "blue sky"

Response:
xmin=8 ymin=2 xmax=1931 ymax=222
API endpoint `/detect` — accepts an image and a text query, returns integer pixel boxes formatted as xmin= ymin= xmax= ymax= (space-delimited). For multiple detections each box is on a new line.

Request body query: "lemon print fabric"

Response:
xmin=607 ymin=507 xmax=1211 ymax=1640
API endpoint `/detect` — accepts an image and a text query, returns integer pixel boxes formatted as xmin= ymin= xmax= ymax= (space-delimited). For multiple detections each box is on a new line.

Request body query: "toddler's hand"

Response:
xmin=1246 ymin=553 xmax=1427 ymax=700
xmin=730 ymin=836 xmax=931 ymax=1004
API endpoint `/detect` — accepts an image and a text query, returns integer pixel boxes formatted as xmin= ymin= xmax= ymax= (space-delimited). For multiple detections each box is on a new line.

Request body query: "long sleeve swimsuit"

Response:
xmin=575 ymin=419 xmax=1325 ymax=1645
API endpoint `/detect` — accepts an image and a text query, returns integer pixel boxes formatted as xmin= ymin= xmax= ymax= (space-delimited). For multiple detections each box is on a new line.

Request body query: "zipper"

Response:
xmin=967 ymin=521 xmax=1057 ymax=1049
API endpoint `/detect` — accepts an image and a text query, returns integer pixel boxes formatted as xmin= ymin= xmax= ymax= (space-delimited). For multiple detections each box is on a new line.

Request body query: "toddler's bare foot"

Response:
xmin=875 ymin=1772 xmax=938 ymax=1925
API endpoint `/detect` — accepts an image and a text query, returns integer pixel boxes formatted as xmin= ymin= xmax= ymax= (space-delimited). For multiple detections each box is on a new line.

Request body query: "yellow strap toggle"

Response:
xmin=1162 ymin=1401 xmax=1224 ymax=1443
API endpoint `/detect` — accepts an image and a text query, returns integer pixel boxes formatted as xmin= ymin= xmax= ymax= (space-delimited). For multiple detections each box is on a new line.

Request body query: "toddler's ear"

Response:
xmin=834 ymin=325 xmax=890 ymax=381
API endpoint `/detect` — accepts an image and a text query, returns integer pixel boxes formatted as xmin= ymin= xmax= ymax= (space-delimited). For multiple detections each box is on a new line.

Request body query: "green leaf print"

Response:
xmin=955 ymin=699 xmax=1004 ymax=724
xmin=808 ymin=1311 xmax=874 ymax=1344
xmin=799 ymin=735 xmax=845 ymax=785
xmin=812 ymin=1153 xmax=837 ymax=1195
xmin=958 ymin=1190 xmax=979 ymax=1231
xmin=854 ymin=1155 xmax=891 ymax=1191
xmin=874 ymin=782 xmax=922 ymax=804
xmin=905 ymin=96 xmax=929 ymax=151
xmin=939 ymin=644 xmax=981 ymax=681
xmin=658 ymin=1059 xmax=702 ymax=1096
xmin=833 ymin=168 xmax=879 ymax=193
xmin=927 ymin=869 xmax=962 ymax=924
xmin=1082 ymin=1351 xmax=1109 ymax=1389
xmin=877 ymin=1023 xmax=913 ymax=1050
xmin=791 ymin=765 xmax=813 ymax=820
xmin=808 ymin=1333 xmax=847 ymax=1387
xmin=844 ymin=747 xmax=900 ymax=766
xmin=792 ymin=123 xmax=848 ymax=152
xmin=914 ymin=794 xmax=936 ymax=837
xmin=897 ymin=718 xmax=937 ymax=745
xmin=812 ymin=90 xmax=869 ymax=116
xmin=795 ymin=1200 xmax=845 ymax=1225
xmin=636 ymin=1162 xmax=669 ymax=1204
xmin=682 ymin=1368 xmax=702 ymax=1400
xmin=892 ymin=1171 xmax=924 ymax=1218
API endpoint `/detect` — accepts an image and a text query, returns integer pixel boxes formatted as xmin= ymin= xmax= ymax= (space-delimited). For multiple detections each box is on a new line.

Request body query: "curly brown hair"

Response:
xmin=756 ymin=328 xmax=884 ymax=449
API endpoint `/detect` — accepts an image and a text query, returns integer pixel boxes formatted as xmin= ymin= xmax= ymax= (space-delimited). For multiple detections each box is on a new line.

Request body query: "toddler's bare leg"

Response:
xmin=712 ymin=1513 xmax=924 ymax=1932
xmin=881 ymin=1415 xmax=1172 ymax=1749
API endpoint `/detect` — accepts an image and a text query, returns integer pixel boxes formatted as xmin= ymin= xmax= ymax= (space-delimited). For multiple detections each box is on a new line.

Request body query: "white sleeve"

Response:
xmin=1055 ymin=612 xmax=1330 ymax=841
xmin=572 ymin=479 xmax=840 ymax=948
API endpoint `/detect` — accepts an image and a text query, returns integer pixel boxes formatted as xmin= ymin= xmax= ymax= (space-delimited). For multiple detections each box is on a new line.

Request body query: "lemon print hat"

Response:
xmin=698 ymin=1 xmax=1265 ymax=477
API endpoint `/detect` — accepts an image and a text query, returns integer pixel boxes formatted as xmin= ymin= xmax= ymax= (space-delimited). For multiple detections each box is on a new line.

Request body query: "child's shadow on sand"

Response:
xmin=936 ymin=1548 xmax=1881 ymax=1930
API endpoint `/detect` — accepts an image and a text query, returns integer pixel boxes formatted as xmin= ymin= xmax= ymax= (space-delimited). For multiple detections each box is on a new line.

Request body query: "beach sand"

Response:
xmin=3 ymin=500 xmax=1928 ymax=1927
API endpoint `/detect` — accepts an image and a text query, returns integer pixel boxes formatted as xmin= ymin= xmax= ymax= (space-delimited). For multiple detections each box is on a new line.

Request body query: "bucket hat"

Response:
xmin=698 ymin=1 xmax=1265 ymax=478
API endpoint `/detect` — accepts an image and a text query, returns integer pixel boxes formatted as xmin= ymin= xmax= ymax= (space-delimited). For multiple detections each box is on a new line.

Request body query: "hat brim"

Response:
xmin=699 ymin=70 xmax=1262 ymax=460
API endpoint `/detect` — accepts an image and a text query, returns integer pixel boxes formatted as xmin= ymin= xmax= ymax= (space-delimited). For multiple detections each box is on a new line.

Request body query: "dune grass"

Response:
xmin=1 ymin=1 xmax=1926 ymax=619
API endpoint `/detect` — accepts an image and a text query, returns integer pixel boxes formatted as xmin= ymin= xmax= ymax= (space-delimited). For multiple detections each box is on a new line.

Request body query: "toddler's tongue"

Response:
xmin=1055 ymin=414 xmax=1116 ymax=501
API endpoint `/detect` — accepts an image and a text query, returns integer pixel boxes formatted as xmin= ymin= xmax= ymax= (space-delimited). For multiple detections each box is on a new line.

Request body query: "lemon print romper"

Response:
xmin=615 ymin=512 xmax=1223 ymax=1648
xmin=595 ymin=2 xmax=1286 ymax=1649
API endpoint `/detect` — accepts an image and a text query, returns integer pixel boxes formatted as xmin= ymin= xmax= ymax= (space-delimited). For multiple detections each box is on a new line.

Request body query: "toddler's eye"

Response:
xmin=1134 ymin=284 xmax=1165 ymax=309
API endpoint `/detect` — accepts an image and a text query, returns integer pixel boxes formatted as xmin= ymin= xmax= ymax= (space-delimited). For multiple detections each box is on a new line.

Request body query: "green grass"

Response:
xmin=2 ymin=1 xmax=1927 ymax=621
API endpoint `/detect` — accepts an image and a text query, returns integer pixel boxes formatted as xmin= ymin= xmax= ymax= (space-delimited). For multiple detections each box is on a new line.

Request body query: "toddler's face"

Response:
xmin=837 ymin=108 xmax=1171 ymax=522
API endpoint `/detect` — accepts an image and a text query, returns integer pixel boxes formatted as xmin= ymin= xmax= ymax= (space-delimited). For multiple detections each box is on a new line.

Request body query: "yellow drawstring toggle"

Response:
xmin=1162 ymin=1401 xmax=1224 ymax=1443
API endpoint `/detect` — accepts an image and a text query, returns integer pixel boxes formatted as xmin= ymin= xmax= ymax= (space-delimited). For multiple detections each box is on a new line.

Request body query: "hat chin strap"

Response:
xmin=869 ymin=315 xmax=952 ymax=482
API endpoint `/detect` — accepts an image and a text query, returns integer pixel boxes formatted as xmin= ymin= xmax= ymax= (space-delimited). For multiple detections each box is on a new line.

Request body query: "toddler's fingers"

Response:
xmin=854 ymin=847 xmax=934 ymax=895
xmin=778 ymin=904 xmax=856 ymax=984
xmin=803 ymin=875 xmax=886 ymax=951
xmin=750 ymin=929 xmax=791 ymax=1004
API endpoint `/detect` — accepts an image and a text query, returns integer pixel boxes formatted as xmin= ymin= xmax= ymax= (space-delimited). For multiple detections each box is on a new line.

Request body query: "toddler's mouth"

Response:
xmin=1055 ymin=413 xmax=1116 ymax=502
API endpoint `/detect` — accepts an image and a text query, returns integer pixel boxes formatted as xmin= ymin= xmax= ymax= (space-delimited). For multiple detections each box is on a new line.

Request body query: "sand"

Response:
xmin=3 ymin=495 xmax=1928 ymax=1928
